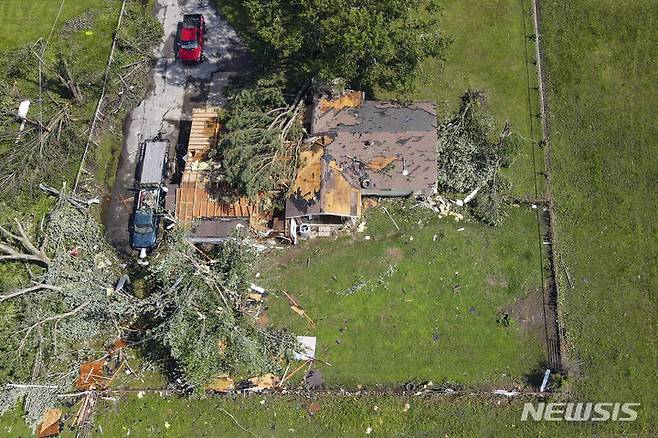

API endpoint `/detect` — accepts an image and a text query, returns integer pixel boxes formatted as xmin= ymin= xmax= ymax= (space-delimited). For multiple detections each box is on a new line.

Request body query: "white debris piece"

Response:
xmin=463 ymin=186 xmax=481 ymax=204
xmin=17 ymin=100 xmax=30 ymax=132
xmin=293 ymin=336 xmax=317 ymax=360
xmin=250 ymin=283 xmax=266 ymax=294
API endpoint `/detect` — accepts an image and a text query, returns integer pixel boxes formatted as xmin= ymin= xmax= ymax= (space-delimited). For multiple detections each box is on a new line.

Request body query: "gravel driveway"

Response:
xmin=104 ymin=0 xmax=251 ymax=255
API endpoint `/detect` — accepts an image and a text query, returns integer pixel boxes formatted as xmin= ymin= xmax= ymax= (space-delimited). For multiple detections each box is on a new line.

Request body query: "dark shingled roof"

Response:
xmin=310 ymin=97 xmax=438 ymax=197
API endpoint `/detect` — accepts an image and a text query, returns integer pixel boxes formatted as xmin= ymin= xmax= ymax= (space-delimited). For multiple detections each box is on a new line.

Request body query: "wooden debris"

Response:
xmin=368 ymin=156 xmax=397 ymax=171
xmin=290 ymin=305 xmax=316 ymax=328
xmin=280 ymin=360 xmax=311 ymax=385
xmin=381 ymin=206 xmax=400 ymax=231
xmin=282 ymin=291 xmax=301 ymax=307
xmin=246 ymin=293 xmax=263 ymax=302
xmin=37 ymin=408 xmax=61 ymax=438
xmin=247 ymin=373 xmax=279 ymax=389
xmin=75 ymin=360 xmax=107 ymax=391
xmin=206 ymin=375 xmax=235 ymax=392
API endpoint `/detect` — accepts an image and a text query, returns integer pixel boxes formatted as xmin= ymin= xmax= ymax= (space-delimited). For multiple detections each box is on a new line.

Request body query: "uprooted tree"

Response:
xmin=0 ymin=4 xmax=162 ymax=199
xmin=0 ymin=187 xmax=298 ymax=428
xmin=437 ymin=90 xmax=523 ymax=225
xmin=137 ymin=230 xmax=296 ymax=390
xmin=208 ymin=79 xmax=305 ymax=201
xmin=0 ymin=189 xmax=135 ymax=429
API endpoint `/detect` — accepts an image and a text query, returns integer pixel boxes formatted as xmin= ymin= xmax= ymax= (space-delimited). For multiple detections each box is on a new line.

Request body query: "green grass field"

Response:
xmin=262 ymin=203 xmax=546 ymax=386
xmin=540 ymin=0 xmax=658 ymax=425
xmin=378 ymin=0 xmax=543 ymax=199
xmin=0 ymin=0 xmax=104 ymax=50
xmin=1 ymin=393 xmax=644 ymax=438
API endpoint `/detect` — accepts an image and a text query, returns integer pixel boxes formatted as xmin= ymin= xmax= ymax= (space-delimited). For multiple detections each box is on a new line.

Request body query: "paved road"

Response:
xmin=104 ymin=0 xmax=251 ymax=255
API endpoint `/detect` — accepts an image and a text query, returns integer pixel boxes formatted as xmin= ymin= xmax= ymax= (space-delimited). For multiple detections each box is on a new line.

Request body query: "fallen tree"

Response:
xmin=208 ymin=79 xmax=306 ymax=201
xmin=0 ymin=188 xmax=135 ymax=429
xmin=137 ymin=230 xmax=296 ymax=391
xmin=437 ymin=90 xmax=522 ymax=225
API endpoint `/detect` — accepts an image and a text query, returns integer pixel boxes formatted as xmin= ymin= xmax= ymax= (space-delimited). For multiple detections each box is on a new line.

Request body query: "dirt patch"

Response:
xmin=502 ymin=288 xmax=549 ymax=340
xmin=385 ymin=247 xmax=404 ymax=263
xmin=486 ymin=275 xmax=509 ymax=288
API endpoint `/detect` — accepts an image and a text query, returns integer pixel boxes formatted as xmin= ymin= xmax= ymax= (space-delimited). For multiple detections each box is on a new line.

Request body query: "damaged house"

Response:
xmin=174 ymin=107 xmax=262 ymax=243
xmin=286 ymin=91 xmax=438 ymax=238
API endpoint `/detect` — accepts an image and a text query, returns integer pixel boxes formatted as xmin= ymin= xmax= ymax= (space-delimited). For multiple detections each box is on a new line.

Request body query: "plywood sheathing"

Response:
xmin=175 ymin=107 xmax=260 ymax=226
xmin=175 ymin=171 xmax=257 ymax=224
xmin=322 ymin=159 xmax=361 ymax=217
xmin=37 ymin=409 xmax=61 ymax=438
xmin=187 ymin=107 xmax=221 ymax=162
xmin=75 ymin=360 xmax=107 ymax=391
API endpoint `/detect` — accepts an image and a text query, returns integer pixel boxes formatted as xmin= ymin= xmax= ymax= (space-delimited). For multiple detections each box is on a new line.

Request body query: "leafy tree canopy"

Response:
xmin=243 ymin=0 xmax=445 ymax=90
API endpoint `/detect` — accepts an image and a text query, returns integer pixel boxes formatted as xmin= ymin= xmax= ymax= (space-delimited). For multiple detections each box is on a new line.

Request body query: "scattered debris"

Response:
xmin=294 ymin=336 xmax=317 ymax=360
xmin=37 ymin=408 xmax=61 ymax=438
xmin=336 ymin=278 xmax=370 ymax=296
xmin=540 ymin=369 xmax=551 ymax=392
xmin=381 ymin=206 xmax=400 ymax=231
xmin=239 ymin=373 xmax=280 ymax=391
xmin=206 ymin=375 xmax=235 ymax=392
xmin=250 ymin=283 xmax=266 ymax=294
xmin=493 ymin=389 xmax=519 ymax=397
xmin=307 ymin=401 xmax=322 ymax=415
xmin=75 ymin=360 xmax=107 ymax=391
xmin=416 ymin=194 xmax=464 ymax=221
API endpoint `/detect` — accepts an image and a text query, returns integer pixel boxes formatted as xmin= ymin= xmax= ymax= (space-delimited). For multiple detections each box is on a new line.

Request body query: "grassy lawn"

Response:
xmin=261 ymin=203 xmax=546 ymax=386
xmin=0 ymin=0 xmax=105 ymax=50
xmin=378 ymin=0 xmax=543 ymax=199
xmin=540 ymin=0 xmax=657 ymax=426
xmin=0 ymin=393 xmax=645 ymax=438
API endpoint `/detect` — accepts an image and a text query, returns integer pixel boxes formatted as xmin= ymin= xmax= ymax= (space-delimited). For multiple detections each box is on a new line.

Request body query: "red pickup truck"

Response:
xmin=175 ymin=14 xmax=206 ymax=63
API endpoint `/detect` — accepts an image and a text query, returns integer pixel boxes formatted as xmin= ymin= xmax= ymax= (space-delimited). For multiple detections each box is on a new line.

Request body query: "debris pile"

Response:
xmin=416 ymin=194 xmax=464 ymax=221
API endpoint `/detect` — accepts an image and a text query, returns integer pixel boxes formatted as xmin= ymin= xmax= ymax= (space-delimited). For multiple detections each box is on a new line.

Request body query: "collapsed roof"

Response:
xmin=285 ymin=145 xmax=361 ymax=219
xmin=174 ymin=108 xmax=260 ymax=240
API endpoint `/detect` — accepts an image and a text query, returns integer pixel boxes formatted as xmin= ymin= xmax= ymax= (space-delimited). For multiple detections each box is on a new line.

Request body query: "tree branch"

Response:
xmin=0 ymin=283 xmax=62 ymax=302
xmin=0 ymin=220 xmax=50 ymax=265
